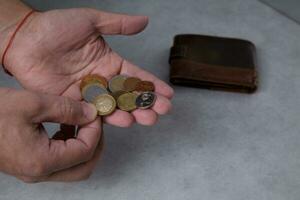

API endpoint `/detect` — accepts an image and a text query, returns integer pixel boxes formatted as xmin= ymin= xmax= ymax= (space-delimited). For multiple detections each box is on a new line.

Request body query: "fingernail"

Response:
xmin=82 ymin=102 xmax=97 ymax=121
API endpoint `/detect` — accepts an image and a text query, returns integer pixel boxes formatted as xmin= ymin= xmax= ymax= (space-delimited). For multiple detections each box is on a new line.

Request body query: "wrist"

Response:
xmin=0 ymin=0 xmax=32 ymax=65
xmin=0 ymin=25 xmax=16 ymax=65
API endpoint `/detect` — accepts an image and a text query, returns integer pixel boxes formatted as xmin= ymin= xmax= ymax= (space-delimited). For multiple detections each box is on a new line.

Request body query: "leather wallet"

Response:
xmin=169 ymin=34 xmax=258 ymax=93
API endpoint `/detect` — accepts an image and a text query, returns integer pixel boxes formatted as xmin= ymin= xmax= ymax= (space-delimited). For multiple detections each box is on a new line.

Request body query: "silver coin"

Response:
xmin=82 ymin=84 xmax=108 ymax=103
xmin=135 ymin=92 xmax=156 ymax=109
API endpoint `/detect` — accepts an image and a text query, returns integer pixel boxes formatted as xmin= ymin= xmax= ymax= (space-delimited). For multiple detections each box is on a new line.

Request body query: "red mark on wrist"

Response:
xmin=1 ymin=10 xmax=35 ymax=76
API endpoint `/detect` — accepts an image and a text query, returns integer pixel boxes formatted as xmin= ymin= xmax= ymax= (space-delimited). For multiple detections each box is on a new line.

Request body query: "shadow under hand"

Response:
xmin=89 ymin=91 xmax=208 ymax=188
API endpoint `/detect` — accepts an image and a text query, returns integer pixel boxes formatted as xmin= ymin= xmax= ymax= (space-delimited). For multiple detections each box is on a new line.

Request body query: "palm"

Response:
xmin=6 ymin=8 xmax=173 ymax=127
xmin=8 ymin=9 xmax=121 ymax=96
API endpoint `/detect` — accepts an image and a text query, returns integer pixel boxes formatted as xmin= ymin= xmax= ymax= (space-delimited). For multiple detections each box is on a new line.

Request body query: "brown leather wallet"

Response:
xmin=169 ymin=34 xmax=258 ymax=93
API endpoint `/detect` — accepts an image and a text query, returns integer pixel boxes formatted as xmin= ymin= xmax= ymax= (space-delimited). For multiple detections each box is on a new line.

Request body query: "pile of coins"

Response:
xmin=80 ymin=74 xmax=157 ymax=116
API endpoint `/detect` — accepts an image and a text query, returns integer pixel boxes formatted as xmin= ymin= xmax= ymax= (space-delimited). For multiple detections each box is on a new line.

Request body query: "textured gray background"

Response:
xmin=260 ymin=0 xmax=300 ymax=24
xmin=1 ymin=0 xmax=300 ymax=199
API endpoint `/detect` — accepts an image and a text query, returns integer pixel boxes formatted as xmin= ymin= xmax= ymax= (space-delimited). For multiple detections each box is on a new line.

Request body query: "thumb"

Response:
xmin=36 ymin=94 xmax=97 ymax=125
xmin=88 ymin=9 xmax=149 ymax=35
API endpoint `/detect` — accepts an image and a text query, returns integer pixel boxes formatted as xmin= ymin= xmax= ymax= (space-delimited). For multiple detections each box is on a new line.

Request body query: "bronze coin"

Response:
xmin=117 ymin=92 xmax=138 ymax=112
xmin=108 ymin=75 xmax=128 ymax=93
xmin=81 ymin=83 xmax=108 ymax=103
xmin=123 ymin=77 xmax=142 ymax=92
xmin=92 ymin=94 xmax=116 ymax=116
xmin=135 ymin=92 xmax=156 ymax=109
xmin=135 ymin=81 xmax=155 ymax=92
xmin=80 ymin=74 xmax=108 ymax=90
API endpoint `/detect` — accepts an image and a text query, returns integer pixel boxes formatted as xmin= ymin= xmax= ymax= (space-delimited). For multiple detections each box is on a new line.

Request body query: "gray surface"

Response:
xmin=260 ymin=0 xmax=300 ymax=24
xmin=1 ymin=0 xmax=300 ymax=199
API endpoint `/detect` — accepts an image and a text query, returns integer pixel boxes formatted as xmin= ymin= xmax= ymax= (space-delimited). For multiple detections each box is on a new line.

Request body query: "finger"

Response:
xmin=132 ymin=109 xmax=158 ymax=126
xmin=120 ymin=60 xmax=174 ymax=99
xmin=44 ymin=132 xmax=104 ymax=182
xmin=35 ymin=94 xmax=97 ymax=126
xmin=44 ymin=141 xmax=103 ymax=182
xmin=45 ymin=118 xmax=102 ymax=173
xmin=90 ymin=9 xmax=149 ymax=35
xmin=151 ymin=94 xmax=172 ymax=115
xmin=103 ymin=109 xmax=135 ymax=128
xmin=18 ymin=133 xmax=104 ymax=183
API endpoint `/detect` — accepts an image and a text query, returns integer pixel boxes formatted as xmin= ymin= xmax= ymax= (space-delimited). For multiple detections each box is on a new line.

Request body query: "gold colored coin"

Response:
xmin=80 ymin=74 xmax=108 ymax=90
xmin=117 ymin=92 xmax=138 ymax=112
xmin=123 ymin=77 xmax=142 ymax=92
xmin=92 ymin=94 xmax=116 ymax=116
xmin=111 ymin=91 xmax=127 ymax=101
xmin=108 ymin=75 xmax=128 ymax=93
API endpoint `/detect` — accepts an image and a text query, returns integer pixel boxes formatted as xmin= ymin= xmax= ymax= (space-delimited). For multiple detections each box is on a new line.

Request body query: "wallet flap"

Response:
xmin=170 ymin=34 xmax=257 ymax=69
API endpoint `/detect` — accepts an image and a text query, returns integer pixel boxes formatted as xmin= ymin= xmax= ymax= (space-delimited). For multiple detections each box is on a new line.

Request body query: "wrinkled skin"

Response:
xmin=0 ymin=8 xmax=174 ymax=182
xmin=0 ymin=88 xmax=103 ymax=182
xmin=5 ymin=8 xmax=174 ymax=127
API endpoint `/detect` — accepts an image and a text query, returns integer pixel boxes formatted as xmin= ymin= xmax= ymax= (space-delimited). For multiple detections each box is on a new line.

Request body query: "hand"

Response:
xmin=2 ymin=8 xmax=174 ymax=127
xmin=0 ymin=88 xmax=103 ymax=182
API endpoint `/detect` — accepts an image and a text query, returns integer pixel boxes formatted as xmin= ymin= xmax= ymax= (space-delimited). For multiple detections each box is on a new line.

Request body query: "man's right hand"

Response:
xmin=0 ymin=88 xmax=103 ymax=182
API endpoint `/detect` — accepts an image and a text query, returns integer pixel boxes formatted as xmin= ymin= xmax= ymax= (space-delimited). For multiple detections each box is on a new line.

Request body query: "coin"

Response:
xmin=92 ymin=94 xmax=116 ymax=116
xmin=117 ymin=92 xmax=138 ymax=112
xmin=108 ymin=75 xmax=128 ymax=93
xmin=135 ymin=81 xmax=155 ymax=92
xmin=81 ymin=83 xmax=108 ymax=103
xmin=123 ymin=77 xmax=141 ymax=92
xmin=135 ymin=92 xmax=156 ymax=109
xmin=111 ymin=91 xmax=127 ymax=101
xmin=80 ymin=74 xmax=108 ymax=90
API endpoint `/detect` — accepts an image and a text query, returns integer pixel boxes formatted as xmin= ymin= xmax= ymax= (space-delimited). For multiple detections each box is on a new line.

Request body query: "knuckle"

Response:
xmin=33 ymin=163 xmax=47 ymax=177
xmin=81 ymin=146 xmax=95 ymax=162
xmin=59 ymin=98 xmax=77 ymax=123
xmin=29 ymin=96 xmax=44 ymax=113
xmin=120 ymin=18 xmax=127 ymax=34
xmin=22 ymin=158 xmax=48 ymax=177
xmin=20 ymin=92 xmax=44 ymax=114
